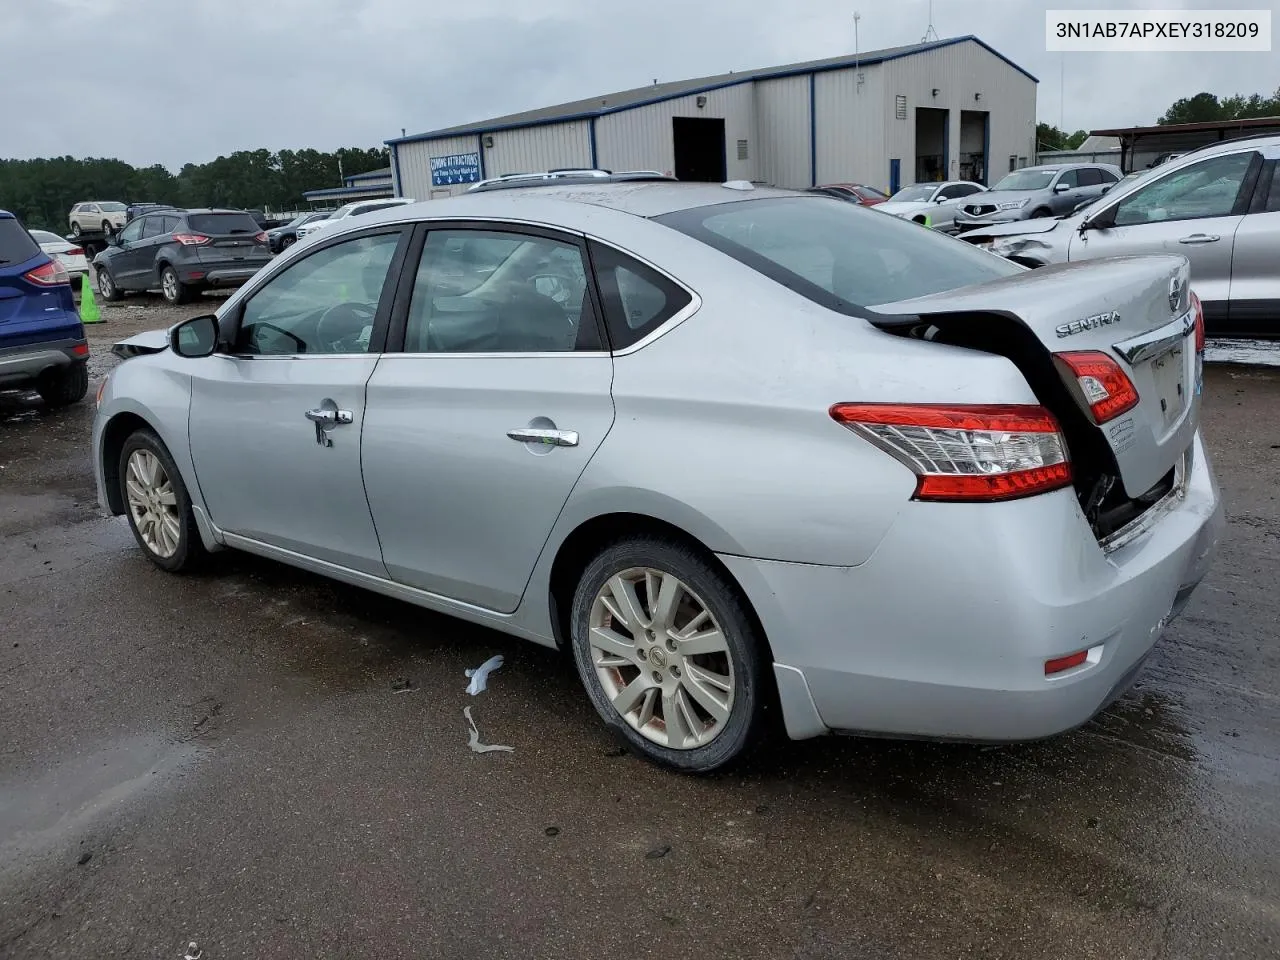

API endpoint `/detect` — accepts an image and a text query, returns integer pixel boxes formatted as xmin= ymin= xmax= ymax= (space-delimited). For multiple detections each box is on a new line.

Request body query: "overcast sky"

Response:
xmin=3 ymin=0 xmax=1277 ymax=169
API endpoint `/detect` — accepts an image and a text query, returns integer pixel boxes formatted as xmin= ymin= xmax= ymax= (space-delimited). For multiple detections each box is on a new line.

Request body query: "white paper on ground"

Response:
xmin=464 ymin=706 xmax=514 ymax=754
xmin=464 ymin=654 xmax=505 ymax=696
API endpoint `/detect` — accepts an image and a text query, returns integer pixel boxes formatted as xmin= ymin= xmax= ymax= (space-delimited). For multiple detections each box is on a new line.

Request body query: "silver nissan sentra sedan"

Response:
xmin=92 ymin=176 xmax=1224 ymax=773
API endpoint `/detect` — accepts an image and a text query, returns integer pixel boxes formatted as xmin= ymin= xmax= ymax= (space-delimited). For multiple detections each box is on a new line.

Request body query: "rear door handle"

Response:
xmin=1178 ymin=234 xmax=1220 ymax=244
xmin=507 ymin=428 xmax=579 ymax=447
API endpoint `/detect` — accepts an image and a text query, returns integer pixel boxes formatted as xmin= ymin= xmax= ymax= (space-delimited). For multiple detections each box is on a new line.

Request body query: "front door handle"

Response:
xmin=305 ymin=408 xmax=354 ymax=425
xmin=305 ymin=406 xmax=354 ymax=447
xmin=1178 ymin=234 xmax=1220 ymax=244
xmin=507 ymin=427 xmax=579 ymax=447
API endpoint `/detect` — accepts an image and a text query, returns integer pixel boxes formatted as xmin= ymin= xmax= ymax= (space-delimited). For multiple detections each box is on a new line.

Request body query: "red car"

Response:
xmin=808 ymin=183 xmax=889 ymax=206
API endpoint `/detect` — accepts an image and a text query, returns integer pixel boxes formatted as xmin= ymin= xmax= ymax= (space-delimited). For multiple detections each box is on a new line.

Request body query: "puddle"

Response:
xmin=1205 ymin=339 xmax=1280 ymax=367
xmin=0 ymin=734 xmax=207 ymax=871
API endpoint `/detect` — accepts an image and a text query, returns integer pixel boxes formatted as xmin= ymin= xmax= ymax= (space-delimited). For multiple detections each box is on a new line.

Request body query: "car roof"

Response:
xmin=0 ymin=209 xmax=14 ymax=220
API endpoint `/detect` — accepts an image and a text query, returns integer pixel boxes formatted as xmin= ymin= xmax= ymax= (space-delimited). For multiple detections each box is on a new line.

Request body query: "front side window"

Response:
xmin=1111 ymin=151 xmax=1255 ymax=226
xmin=1056 ymin=170 xmax=1082 ymax=189
xmin=234 ymin=231 xmax=401 ymax=355
xmin=118 ymin=219 xmax=145 ymax=243
xmin=657 ymin=196 xmax=1021 ymax=313
xmin=405 ymin=228 xmax=596 ymax=353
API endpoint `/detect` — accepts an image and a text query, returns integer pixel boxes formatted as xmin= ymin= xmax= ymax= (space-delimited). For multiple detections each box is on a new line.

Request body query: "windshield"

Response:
xmin=888 ymin=185 xmax=936 ymax=203
xmin=991 ymin=171 xmax=1056 ymax=192
xmin=99 ymin=202 xmax=127 ymax=212
xmin=656 ymin=196 xmax=1021 ymax=313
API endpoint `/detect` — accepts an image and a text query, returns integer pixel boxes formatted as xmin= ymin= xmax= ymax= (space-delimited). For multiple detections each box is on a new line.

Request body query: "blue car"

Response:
xmin=0 ymin=209 xmax=89 ymax=406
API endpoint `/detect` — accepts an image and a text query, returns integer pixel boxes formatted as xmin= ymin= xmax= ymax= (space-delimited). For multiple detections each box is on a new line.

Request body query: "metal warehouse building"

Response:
xmin=387 ymin=35 xmax=1037 ymax=201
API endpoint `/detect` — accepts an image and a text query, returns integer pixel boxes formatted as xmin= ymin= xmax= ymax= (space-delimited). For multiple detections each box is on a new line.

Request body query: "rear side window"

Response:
xmin=588 ymin=241 xmax=692 ymax=349
xmin=656 ymin=196 xmax=1021 ymax=313
xmin=0 ymin=218 xmax=40 ymax=263
xmin=141 ymin=217 xmax=167 ymax=239
xmin=187 ymin=213 xmax=259 ymax=235
xmin=1077 ymin=168 xmax=1104 ymax=187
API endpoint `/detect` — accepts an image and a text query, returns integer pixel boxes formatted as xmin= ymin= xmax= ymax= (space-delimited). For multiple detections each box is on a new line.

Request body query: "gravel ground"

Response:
xmin=0 ymin=327 xmax=1277 ymax=959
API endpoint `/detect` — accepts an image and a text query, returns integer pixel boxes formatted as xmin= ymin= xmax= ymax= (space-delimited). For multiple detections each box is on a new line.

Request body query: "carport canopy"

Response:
xmin=1091 ymin=116 xmax=1280 ymax=172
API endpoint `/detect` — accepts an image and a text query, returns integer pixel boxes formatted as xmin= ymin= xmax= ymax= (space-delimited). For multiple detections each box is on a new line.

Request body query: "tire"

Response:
xmin=36 ymin=363 xmax=88 ymax=407
xmin=1031 ymin=207 xmax=1052 ymax=219
xmin=101 ymin=220 xmax=112 ymax=234
xmin=71 ymin=221 xmax=83 ymax=238
xmin=282 ymin=236 xmax=296 ymax=249
xmin=117 ymin=429 xmax=207 ymax=573
xmin=97 ymin=266 xmax=123 ymax=301
xmin=569 ymin=537 xmax=767 ymax=773
xmin=160 ymin=265 xmax=192 ymax=305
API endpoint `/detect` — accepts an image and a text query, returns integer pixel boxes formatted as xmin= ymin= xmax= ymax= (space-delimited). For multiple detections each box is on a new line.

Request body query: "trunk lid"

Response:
xmin=872 ymin=255 xmax=1198 ymax=501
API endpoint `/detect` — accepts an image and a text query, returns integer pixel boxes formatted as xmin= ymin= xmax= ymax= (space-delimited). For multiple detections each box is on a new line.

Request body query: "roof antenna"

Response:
xmin=921 ymin=0 xmax=939 ymax=42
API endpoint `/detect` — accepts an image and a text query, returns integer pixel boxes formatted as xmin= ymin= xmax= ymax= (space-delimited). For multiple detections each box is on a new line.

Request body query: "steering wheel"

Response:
xmin=316 ymin=301 xmax=376 ymax=351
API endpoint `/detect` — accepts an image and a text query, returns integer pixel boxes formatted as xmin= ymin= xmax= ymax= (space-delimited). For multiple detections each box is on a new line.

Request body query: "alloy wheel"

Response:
xmin=588 ymin=567 xmax=735 ymax=749
xmin=162 ymin=270 xmax=178 ymax=302
xmin=124 ymin=449 xmax=181 ymax=558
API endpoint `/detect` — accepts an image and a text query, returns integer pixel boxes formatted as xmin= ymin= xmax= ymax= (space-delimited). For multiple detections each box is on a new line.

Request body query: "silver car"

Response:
xmin=92 ymin=181 xmax=1223 ymax=773
xmin=875 ymin=180 xmax=988 ymax=232
xmin=952 ymin=163 xmax=1124 ymax=230
xmin=958 ymin=136 xmax=1280 ymax=337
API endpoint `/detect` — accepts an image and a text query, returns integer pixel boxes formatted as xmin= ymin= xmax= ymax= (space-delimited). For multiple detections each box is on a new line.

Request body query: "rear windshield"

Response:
xmin=99 ymin=202 xmax=127 ymax=212
xmin=0 ymin=218 xmax=40 ymax=264
xmin=187 ymin=213 xmax=260 ymax=235
xmin=655 ymin=196 xmax=1021 ymax=313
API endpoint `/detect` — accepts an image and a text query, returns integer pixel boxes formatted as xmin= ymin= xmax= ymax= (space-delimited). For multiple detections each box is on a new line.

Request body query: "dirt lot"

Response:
xmin=1 ymin=316 xmax=1278 ymax=959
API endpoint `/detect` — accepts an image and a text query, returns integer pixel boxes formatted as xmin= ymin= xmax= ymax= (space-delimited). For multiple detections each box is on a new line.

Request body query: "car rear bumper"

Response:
xmin=0 ymin=337 xmax=89 ymax=388
xmin=720 ymin=430 xmax=1224 ymax=742
xmin=179 ymin=263 xmax=269 ymax=287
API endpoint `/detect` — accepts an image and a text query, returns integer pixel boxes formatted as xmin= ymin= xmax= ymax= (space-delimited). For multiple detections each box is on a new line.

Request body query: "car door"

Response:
xmin=131 ymin=214 xmax=171 ymax=288
xmin=109 ymin=217 xmax=148 ymax=287
xmin=1225 ymin=155 xmax=1280 ymax=334
xmin=361 ymin=222 xmax=616 ymax=612
xmin=186 ymin=227 xmax=409 ymax=574
xmin=1048 ymin=169 xmax=1083 ymax=214
xmin=1068 ymin=149 xmax=1261 ymax=319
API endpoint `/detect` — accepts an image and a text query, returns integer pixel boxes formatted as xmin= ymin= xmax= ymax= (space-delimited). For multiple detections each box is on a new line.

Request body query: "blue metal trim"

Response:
xmin=345 ymin=169 xmax=393 ymax=182
xmin=390 ymin=145 xmax=402 ymax=197
xmin=942 ymin=109 xmax=950 ymax=180
xmin=808 ymin=74 xmax=817 ymax=187
xmin=588 ymin=117 xmax=598 ymax=169
xmin=384 ymin=37 xmax=1038 ymax=147
xmin=477 ymin=134 xmax=486 ymax=179
xmin=981 ymin=113 xmax=990 ymax=186
xmin=303 ymin=185 xmax=396 ymax=200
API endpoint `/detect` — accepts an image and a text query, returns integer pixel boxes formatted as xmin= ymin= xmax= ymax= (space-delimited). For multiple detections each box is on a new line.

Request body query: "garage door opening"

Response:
xmin=915 ymin=107 xmax=948 ymax=183
xmin=960 ymin=110 xmax=988 ymax=185
xmin=673 ymin=117 xmax=727 ymax=182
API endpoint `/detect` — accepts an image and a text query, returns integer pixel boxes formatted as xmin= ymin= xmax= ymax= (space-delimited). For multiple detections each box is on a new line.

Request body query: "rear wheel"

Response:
xmin=71 ymin=221 xmax=83 ymax=237
xmin=36 ymin=363 xmax=88 ymax=407
xmin=97 ymin=266 xmax=123 ymax=301
xmin=282 ymin=236 xmax=296 ymax=249
xmin=118 ymin=429 xmax=207 ymax=572
xmin=101 ymin=220 xmax=112 ymax=234
xmin=160 ymin=266 xmax=192 ymax=304
xmin=569 ymin=537 xmax=767 ymax=773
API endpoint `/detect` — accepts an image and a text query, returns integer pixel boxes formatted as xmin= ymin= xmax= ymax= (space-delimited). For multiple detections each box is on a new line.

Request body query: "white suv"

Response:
xmin=297 ymin=198 xmax=416 ymax=240
xmin=68 ymin=201 xmax=128 ymax=236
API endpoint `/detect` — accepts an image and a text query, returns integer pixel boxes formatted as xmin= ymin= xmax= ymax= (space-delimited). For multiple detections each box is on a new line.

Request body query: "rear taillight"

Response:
xmin=1055 ymin=351 xmax=1139 ymax=424
xmin=172 ymin=233 xmax=211 ymax=246
xmin=829 ymin=403 xmax=1072 ymax=502
xmin=66 ymin=246 xmax=84 ymax=256
xmin=1191 ymin=291 xmax=1205 ymax=353
xmin=254 ymin=231 xmax=268 ymax=244
xmin=24 ymin=260 xmax=70 ymax=286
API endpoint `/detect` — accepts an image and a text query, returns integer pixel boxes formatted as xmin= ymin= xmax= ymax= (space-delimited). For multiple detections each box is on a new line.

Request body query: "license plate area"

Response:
xmin=1149 ymin=343 xmax=1185 ymax=429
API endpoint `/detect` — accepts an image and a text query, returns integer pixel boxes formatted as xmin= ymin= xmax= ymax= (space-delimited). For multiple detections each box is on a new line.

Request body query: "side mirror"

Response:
xmin=1101 ymin=185 xmax=1113 ymax=195
xmin=934 ymin=196 xmax=947 ymax=203
xmin=1053 ymin=183 xmax=1070 ymax=194
xmin=170 ymin=314 xmax=219 ymax=358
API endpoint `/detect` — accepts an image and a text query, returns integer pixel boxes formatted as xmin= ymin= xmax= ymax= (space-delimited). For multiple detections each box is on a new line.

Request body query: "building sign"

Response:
xmin=430 ymin=153 xmax=482 ymax=186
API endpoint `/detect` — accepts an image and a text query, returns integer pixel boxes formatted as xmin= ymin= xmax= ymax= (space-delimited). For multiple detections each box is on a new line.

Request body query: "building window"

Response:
xmin=737 ymin=139 xmax=749 ymax=161
xmin=895 ymin=95 xmax=908 ymax=120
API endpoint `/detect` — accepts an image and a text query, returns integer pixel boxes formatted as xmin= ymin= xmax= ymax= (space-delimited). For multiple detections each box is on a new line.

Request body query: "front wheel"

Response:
xmin=101 ymin=220 xmax=112 ymax=234
xmin=1031 ymin=207 xmax=1052 ymax=219
xmin=97 ymin=266 xmax=123 ymax=301
xmin=118 ymin=429 xmax=207 ymax=572
xmin=160 ymin=266 xmax=192 ymax=304
xmin=569 ymin=538 xmax=767 ymax=773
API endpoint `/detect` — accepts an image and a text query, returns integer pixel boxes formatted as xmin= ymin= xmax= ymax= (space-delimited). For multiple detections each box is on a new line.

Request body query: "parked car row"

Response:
xmin=92 ymin=168 xmax=1221 ymax=773
xmin=956 ymin=135 xmax=1279 ymax=337
xmin=294 ymin=197 xmax=417 ymax=240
